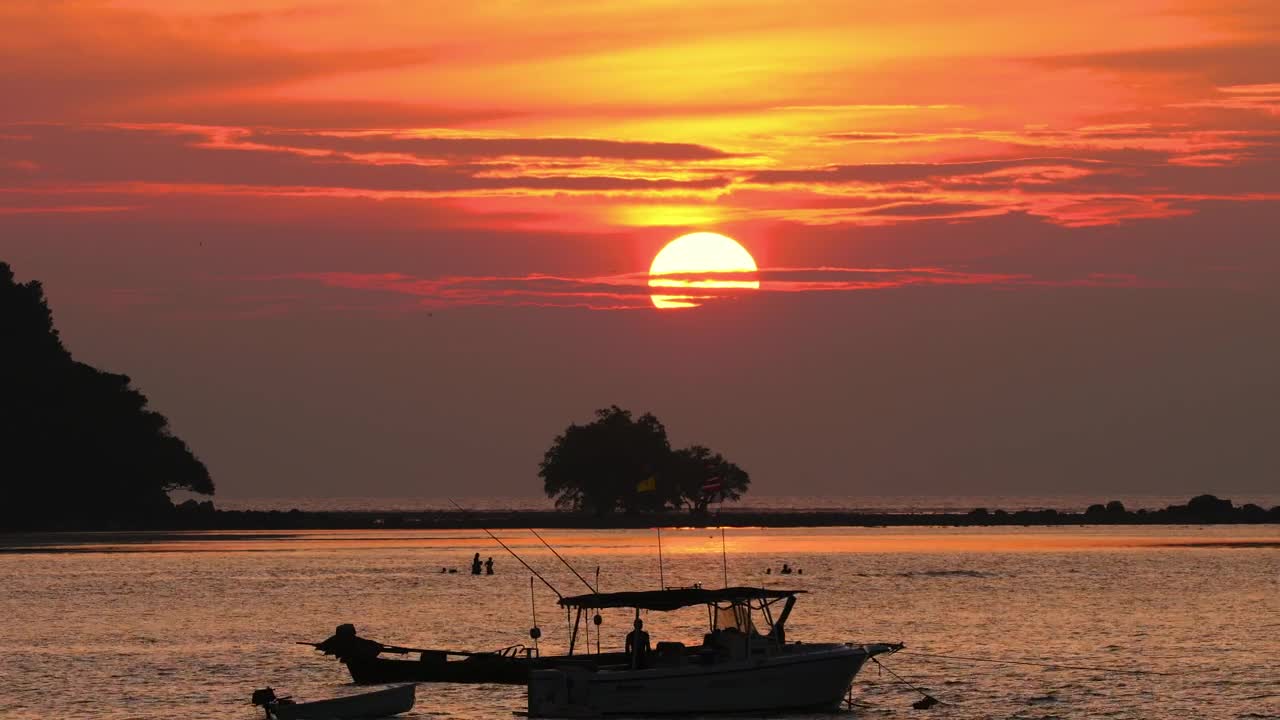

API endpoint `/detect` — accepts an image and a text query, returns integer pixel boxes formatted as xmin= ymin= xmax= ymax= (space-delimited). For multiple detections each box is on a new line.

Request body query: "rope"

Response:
xmin=896 ymin=650 xmax=1177 ymax=676
xmin=870 ymin=656 xmax=943 ymax=707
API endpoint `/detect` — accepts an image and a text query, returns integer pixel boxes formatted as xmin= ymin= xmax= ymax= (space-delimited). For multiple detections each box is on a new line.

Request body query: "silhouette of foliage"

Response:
xmin=539 ymin=406 xmax=750 ymax=514
xmin=668 ymin=445 xmax=750 ymax=515
xmin=0 ymin=261 xmax=213 ymax=530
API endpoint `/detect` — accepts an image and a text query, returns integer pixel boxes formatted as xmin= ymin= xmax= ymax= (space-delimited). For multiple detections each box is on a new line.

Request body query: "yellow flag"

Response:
xmin=636 ymin=476 xmax=656 ymax=493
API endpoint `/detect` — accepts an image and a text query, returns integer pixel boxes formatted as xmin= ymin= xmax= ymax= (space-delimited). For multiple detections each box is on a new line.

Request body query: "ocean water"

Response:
xmin=2 ymin=526 xmax=1277 ymax=719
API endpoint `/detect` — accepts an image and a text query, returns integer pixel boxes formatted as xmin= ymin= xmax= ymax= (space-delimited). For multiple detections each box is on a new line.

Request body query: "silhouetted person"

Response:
xmin=471 ymin=553 xmax=482 ymax=575
xmin=484 ymin=557 xmax=494 ymax=575
xmin=780 ymin=563 xmax=792 ymax=575
xmin=625 ymin=618 xmax=651 ymax=669
xmin=765 ymin=567 xmax=771 ymax=574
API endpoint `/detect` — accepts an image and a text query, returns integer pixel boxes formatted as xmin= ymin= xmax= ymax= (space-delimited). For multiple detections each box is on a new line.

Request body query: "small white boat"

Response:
xmin=528 ymin=587 xmax=900 ymax=717
xmin=252 ymin=684 xmax=416 ymax=720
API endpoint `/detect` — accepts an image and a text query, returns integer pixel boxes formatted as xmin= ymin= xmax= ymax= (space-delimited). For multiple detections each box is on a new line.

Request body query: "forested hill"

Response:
xmin=0 ymin=261 xmax=213 ymax=530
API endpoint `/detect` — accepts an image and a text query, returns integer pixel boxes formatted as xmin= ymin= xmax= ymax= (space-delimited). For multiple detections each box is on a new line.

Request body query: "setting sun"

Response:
xmin=648 ymin=232 xmax=760 ymax=309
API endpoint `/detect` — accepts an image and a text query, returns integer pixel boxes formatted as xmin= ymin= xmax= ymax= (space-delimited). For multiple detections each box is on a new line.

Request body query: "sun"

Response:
xmin=648 ymin=232 xmax=760 ymax=309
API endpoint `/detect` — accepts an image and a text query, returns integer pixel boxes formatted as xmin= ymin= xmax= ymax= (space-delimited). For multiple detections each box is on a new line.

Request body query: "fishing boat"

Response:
xmin=304 ymin=624 xmax=629 ymax=685
xmin=528 ymin=587 xmax=901 ymax=717
xmin=251 ymin=684 xmax=415 ymax=720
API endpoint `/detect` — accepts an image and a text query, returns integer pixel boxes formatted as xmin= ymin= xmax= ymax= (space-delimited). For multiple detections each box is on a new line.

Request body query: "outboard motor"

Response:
xmin=314 ymin=623 xmax=382 ymax=661
xmin=251 ymin=687 xmax=293 ymax=719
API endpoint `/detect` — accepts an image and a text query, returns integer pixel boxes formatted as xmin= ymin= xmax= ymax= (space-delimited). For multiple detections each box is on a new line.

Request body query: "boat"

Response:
xmin=527 ymin=586 xmax=901 ymax=717
xmin=251 ymin=684 xmax=415 ymax=720
xmin=305 ymin=624 xmax=629 ymax=685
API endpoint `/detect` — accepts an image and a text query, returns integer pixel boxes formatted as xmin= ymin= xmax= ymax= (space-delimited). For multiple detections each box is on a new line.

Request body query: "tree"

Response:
xmin=539 ymin=406 xmax=670 ymax=514
xmin=0 ymin=261 xmax=213 ymax=530
xmin=539 ymin=407 xmax=750 ymax=515
xmin=668 ymin=445 xmax=751 ymax=515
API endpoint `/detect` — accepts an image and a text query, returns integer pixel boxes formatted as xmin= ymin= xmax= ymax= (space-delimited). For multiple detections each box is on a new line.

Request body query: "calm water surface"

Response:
xmin=2 ymin=526 xmax=1277 ymax=719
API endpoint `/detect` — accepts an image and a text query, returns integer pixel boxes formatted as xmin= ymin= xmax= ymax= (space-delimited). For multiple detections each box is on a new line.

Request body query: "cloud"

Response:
xmin=243 ymin=130 xmax=740 ymax=160
xmin=747 ymin=158 xmax=1102 ymax=185
xmin=0 ymin=124 xmax=732 ymax=196
xmin=0 ymin=2 xmax=437 ymax=122
xmin=1032 ymin=43 xmax=1280 ymax=87
xmin=276 ymin=264 xmax=1155 ymax=311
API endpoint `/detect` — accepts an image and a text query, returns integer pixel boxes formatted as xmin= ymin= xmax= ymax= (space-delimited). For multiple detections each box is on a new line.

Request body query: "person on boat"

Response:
xmin=471 ymin=553 xmax=482 ymax=575
xmin=625 ymin=618 xmax=651 ymax=669
xmin=484 ymin=557 xmax=494 ymax=575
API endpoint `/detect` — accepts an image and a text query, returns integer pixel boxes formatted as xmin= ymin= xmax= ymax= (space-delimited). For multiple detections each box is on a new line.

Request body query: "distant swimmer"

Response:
xmin=765 ymin=568 xmax=771 ymax=575
xmin=780 ymin=563 xmax=792 ymax=575
xmin=484 ymin=557 xmax=494 ymax=575
xmin=471 ymin=553 xmax=483 ymax=575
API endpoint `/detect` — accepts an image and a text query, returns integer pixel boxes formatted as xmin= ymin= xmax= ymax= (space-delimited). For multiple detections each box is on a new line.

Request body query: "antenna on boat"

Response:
xmin=720 ymin=526 xmax=729 ymax=587
xmin=656 ymin=527 xmax=666 ymax=590
xmin=448 ymin=498 xmax=563 ymax=599
xmin=529 ymin=528 xmax=597 ymax=593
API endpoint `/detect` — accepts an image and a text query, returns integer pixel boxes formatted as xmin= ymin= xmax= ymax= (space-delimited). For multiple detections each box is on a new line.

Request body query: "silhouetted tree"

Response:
xmin=540 ymin=406 xmax=670 ymax=514
xmin=0 ymin=261 xmax=212 ymax=530
xmin=668 ymin=444 xmax=751 ymax=515
xmin=539 ymin=407 xmax=750 ymax=515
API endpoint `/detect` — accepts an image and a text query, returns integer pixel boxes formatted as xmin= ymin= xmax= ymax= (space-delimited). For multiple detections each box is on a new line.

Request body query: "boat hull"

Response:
xmin=345 ymin=652 xmax=631 ymax=685
xmin=270 ymin=684 xmax=415 ymax=720
xmin=529 ymin=644 xmax=877 ymax=717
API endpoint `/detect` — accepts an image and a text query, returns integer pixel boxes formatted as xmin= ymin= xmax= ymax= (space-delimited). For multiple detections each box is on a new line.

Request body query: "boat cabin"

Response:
xmin=557 ymin=586 xmax=804 ymax=667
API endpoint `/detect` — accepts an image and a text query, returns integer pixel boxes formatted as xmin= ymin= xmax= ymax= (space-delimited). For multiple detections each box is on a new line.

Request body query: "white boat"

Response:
xmin=528 ymin=587 xmax=900 ymax=717
xmin=253 ymin=684 xmax=416 ymax=720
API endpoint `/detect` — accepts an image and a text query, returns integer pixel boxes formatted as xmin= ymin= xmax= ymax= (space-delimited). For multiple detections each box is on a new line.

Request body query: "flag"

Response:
xmin=636 ymin=476 xmax=657 ymax=493
xmin=701 ymin=477 xmax=723 ymax=494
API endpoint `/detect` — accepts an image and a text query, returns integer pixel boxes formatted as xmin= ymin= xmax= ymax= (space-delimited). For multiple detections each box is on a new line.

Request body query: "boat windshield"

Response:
xmin=714 ymin=602 xmax=758 ymax=634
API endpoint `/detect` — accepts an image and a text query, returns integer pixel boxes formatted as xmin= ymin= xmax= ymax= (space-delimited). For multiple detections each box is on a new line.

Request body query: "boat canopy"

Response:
xmin=558 ymin=587 xmax=804 ymax=612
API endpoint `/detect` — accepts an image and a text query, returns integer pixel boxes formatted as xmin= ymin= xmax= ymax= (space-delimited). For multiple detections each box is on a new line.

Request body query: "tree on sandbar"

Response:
xmin=539 ymin=405 xmax=749 ymax=515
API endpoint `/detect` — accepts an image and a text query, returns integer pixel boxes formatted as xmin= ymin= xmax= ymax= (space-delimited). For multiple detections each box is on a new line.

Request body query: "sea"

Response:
xmin=2 ymin=524 xmax=1277 ymax=719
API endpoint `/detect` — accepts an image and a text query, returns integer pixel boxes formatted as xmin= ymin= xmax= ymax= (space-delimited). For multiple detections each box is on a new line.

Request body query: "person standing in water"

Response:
xmin=471 ymin=553 xmax=482 ymax=575
xmin=484 ymin=557 xmax=494 ymax=575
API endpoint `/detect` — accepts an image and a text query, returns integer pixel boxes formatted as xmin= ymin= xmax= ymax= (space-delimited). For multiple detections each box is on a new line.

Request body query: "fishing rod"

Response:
xmin=528 ymin=527 xmax=597 ymax=593
xmin=448 ymin=498 xmax=563 ymax=599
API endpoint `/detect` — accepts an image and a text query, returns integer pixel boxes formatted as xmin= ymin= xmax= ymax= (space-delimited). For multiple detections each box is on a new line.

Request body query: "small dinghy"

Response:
xmin=252 ymin=684 xmax=415 ymax=720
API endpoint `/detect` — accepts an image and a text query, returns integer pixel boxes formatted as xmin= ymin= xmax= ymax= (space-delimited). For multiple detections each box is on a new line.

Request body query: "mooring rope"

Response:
xmin=896 ymin=650 xmax=1178 ymax=676
xmin=870 ymin=656 xmax=944 ymax=708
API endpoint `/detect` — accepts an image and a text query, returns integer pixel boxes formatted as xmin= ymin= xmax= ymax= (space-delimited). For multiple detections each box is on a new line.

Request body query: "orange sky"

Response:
xmin=1 ymin=1 xmax=1277 ymax=498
